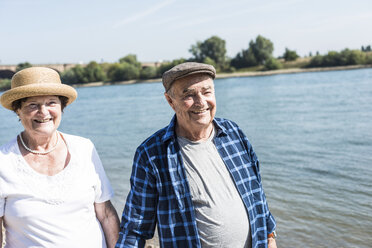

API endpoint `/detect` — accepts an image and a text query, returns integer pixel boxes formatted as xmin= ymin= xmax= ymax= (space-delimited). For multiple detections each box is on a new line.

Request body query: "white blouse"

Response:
xmin=0 ymin=133 xmax=114 ymax=248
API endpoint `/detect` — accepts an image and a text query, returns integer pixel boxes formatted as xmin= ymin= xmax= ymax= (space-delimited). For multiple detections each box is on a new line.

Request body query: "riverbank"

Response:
xmin=70 ymin=64 xmax=372 ymax=88
xmin=217 ymin=64 xmax=372 ymax=78
xmin=1 ymin=68 xmax=372 ymax=248
xmin=1 ymin=64 xmax=371 ymax=91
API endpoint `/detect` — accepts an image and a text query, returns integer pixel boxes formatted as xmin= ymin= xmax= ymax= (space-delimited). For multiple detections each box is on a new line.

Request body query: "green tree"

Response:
xmin=0 ymin=79 xmax=11 ymax=91
xmin=231 ymin=48 xmax=257 ymax=68
xmin=106 ymin=54 xmax=142 ymax=82
xmin=60 ymin=69 xmax=77 ymax=85
xmin=107 ymin=62 xmax=140 ymax=82
xmin=250 ymin=35 xmax=274 ymax=65
xmin=308 ymin=55 xmax=323 ymax=67
xmin=265 ymin=57 xmax=282 ymax=70
xmin=361 ymin=45 xmax=371 ymax=52
xmin=189 ymin=41 xmax=203 ymax=62
xmin=365 ymin=53 xmax=372 ymax=64
xmin=189 ymin=36 xmax=227 ymax=70
xmin=119 ymin=54 xmax=141 ymax=69
xmin=85 ymin=61 xmax=106 ymax=82
xmin=107 ymin=63 xmax=122 ymax=82
xmin=121 ymin=63 xmax=140 ymax=80
xmin=203 ymin=57 xmax=217 ymax=69
xmin=72 ymin=65 xmax=89 ymax=83
xmin=157 ymin=58 xmax=187 ymax=77
xmin=231 ymin=35 xmax=274 ymax=68
xmin=322 ymin=51 xmax=340 ymax=66
xmin=16 ymin=62 xmax=32 ymax=72
xmin=140 ymin=66 xmax=157 ymax=79
xmin=340 ymin=49 xmax=365 ymax=65
xmin=60 ymin=65 xmax=89 ymax=85
xmin=307 ymin=49 xmax=366 ymax=67
xmin=283 ymin=48 xmax=299 ymax=61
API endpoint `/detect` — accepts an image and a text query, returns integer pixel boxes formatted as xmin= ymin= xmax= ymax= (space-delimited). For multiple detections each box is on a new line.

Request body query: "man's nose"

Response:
xmin=194 ymin=93 xmax=206 ymax=106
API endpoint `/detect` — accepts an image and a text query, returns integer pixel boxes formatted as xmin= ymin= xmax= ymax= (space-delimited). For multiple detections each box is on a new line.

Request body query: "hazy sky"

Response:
xmin=1 ymin=0 xmax=371 ymax=65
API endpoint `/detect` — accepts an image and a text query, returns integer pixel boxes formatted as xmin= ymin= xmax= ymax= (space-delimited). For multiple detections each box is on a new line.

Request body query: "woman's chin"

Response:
xmin=28 ymin=127 xmax=57 ymax=137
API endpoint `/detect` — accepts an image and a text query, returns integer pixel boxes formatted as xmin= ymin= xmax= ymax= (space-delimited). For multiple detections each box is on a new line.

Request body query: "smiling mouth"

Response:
xmin=34 ymin=118 xmax=52 ymax=123
xmin=191 ymin=109 xmax=208 ymax=114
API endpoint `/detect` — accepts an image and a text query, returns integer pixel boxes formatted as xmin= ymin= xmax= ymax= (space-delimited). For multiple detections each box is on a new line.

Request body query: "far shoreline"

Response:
xmin=71 ymin=64 xmax=372 ymax=89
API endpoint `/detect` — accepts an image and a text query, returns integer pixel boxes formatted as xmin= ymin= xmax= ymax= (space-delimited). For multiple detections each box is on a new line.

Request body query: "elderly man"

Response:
xmin=116 ymin=62 xmax=277 ymax=248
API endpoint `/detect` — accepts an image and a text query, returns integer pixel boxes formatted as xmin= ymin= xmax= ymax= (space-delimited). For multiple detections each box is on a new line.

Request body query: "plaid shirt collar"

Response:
xmin=161 ymin=114 xmax=228 ymax=143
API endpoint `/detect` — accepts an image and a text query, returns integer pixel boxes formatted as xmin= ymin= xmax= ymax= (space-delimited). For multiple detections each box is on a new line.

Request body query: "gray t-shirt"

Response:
xmin=178 ymin=128 xmax=251 ymax=248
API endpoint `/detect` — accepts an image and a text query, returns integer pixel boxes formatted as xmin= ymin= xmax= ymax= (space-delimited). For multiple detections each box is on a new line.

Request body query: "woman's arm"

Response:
xmin=1 ymin=216 xmax=3 ymax=248
xmin=95 ymin=200 xmax=120 ymax=248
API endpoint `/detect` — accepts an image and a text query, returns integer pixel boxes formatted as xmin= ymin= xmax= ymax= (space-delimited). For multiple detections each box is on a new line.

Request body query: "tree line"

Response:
xmin=1 ymin=35 xmax=372 ymax=88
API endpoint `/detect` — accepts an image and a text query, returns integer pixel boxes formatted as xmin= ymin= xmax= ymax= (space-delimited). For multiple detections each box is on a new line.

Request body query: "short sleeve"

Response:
xmin=91 ymin=143 xmax=114 ymax=203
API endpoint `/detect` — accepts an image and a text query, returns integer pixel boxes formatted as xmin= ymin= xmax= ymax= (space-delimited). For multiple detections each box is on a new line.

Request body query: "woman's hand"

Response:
xmin=95 ymin=200 xmax=120 ymax=248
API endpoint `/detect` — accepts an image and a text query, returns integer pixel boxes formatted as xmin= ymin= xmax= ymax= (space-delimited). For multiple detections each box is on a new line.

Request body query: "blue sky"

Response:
xmin=1 ymin=0 xmax=371 ymax=65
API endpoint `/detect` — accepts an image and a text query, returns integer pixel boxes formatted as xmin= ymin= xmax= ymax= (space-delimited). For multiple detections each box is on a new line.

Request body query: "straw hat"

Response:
xmin=0 ymin=67 xmax=77 ymax=110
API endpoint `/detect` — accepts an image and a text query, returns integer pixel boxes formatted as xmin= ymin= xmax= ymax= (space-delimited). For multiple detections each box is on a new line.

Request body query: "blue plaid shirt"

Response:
xmin=116 ymin=116 xmax=276 ymax=248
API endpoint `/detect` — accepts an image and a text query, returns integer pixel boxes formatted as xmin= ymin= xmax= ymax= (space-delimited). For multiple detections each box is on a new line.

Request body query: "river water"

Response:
xmin=1 ymin=68 xmax=371 ymax=247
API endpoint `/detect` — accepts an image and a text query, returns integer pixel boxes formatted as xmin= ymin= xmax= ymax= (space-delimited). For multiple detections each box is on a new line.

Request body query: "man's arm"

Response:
xmin=116 ymin=149 xmax=158 ymax=248
xmin=237 ymin=125 xmax=277 ymax=236
xmin=95 ymin=200 xmax=120 ymax=248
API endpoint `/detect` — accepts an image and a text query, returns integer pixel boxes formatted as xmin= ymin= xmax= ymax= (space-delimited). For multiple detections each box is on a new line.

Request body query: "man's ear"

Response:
xmin=164 ymin=92 xmax=176 ymax=111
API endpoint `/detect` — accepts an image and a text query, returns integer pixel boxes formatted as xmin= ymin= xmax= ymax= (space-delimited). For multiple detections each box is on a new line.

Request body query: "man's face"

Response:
xmin=165 ymin=74 xmax=216 ymax=137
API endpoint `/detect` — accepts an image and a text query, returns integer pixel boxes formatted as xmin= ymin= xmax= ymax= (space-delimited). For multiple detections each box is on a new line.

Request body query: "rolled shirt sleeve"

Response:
xmin=116 ymin=148 xmax=157 ymax=248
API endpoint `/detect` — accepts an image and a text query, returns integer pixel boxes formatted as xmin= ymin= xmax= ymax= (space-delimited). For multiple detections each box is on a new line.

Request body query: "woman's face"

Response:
xmin=16 ymin=95 xmax=62 ymax=138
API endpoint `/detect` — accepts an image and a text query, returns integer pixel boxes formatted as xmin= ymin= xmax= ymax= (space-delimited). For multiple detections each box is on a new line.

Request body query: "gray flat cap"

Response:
xmin=162 ymin=62 xmax=216 ymax=91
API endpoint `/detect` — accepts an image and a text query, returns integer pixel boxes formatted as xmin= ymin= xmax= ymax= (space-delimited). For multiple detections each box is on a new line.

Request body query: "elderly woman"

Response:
xmin=0 ymin=67 xmax=120 ymax=248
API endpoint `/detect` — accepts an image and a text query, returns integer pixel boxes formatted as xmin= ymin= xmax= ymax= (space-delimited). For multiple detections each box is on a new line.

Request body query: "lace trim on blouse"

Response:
xmin=12 ymin=134 xmax=78 ymax=205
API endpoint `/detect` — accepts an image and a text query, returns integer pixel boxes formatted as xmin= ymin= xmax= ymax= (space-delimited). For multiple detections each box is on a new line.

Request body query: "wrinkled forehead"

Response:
xmin=173 ymin=73 xmax=214 ymax=91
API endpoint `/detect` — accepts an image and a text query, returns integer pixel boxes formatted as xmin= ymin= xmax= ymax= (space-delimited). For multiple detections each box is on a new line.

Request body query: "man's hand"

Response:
xmin=268 ymin=237 xmax=277 ymax=248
